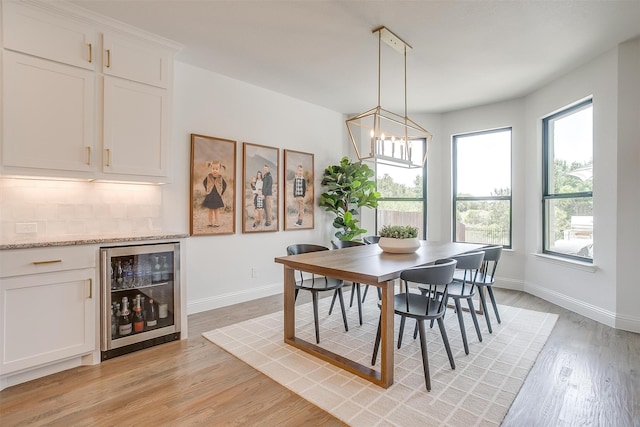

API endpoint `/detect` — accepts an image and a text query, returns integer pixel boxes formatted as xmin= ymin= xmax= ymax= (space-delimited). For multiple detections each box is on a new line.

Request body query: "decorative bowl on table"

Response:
xmin=377 ymin=225 xmax=420 ymax=254
xmin=378 ymin=237 xmax=420 ymax=254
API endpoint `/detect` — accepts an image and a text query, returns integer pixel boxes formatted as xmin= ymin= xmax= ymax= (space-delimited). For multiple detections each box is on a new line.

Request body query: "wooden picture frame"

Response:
xmin=190 ymin=134 xmax=236 ymax=236
xmin=242 ymin=142 xmax=279 ymax=233
xmin=284 ymin=149 xmax=314 ymax=230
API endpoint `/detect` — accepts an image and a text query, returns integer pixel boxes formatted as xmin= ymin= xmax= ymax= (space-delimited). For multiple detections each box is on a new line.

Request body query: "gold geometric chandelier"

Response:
xmin=346 ymin=26 xmax=432 ymax=169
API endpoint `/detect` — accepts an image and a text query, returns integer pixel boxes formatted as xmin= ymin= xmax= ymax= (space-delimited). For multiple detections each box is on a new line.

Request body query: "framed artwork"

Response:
xmin=284 ymin=149 xmax=314 ymax=230
xmin=190 ymin=134 xmax=236 ymax=236
xmin=242 ymin=142 xmax=279 ymax=233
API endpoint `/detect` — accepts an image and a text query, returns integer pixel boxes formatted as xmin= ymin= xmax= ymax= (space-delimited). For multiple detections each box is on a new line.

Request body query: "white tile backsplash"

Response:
xmin=0 ymin=178 xmax=163 ymax=242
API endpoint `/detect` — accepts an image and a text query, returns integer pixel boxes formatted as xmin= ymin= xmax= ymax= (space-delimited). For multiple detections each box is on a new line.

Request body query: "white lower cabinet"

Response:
xmin=0 ymin=246 xmax=97 ymax=389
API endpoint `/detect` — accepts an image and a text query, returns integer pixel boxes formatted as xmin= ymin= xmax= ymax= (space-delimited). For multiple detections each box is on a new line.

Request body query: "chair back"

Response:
xmin=403 ymin=259 xmax=457 ymax=286
xmin=286 ymin=244 xmax=331 ymax=286
xmin=363 ymin=235 xmax=380 ymax=245
xmin=286 ymin=244 xmax=329 ymax=256
xmin=400 ymin=259 xmax=457 ymax=315
xmin=478 ymin=245 xmax=502 ymax=285
xmin=451 ymin=251 xmax=485 ymax=293
xmin=331 ymin=240 xmax=365 ymax=249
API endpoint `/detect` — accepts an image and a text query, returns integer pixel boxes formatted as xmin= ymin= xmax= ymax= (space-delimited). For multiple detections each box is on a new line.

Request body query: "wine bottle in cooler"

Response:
xmin=146 ymin=298 xmax=158 ymax=328
xmin=161 ymin=255 xmax=170 ymax=281
xmin=119 ymin=297 xmax=132 ymax=336
xmin=133 ymin=296 xmax=144 ymax=333
xmin=152 ymin=256 xmax=162 ymax=283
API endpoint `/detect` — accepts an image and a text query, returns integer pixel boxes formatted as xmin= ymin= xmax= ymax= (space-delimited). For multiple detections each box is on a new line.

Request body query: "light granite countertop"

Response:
xmin=0 ymin=232 xmax=189 ymax=250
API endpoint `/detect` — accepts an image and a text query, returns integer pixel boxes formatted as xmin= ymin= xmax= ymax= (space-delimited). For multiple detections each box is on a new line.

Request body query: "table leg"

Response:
xmin=380 ymin=280 xmax=394 ymax=388
xmin=283 ymin=265 xmax=295 ymax=340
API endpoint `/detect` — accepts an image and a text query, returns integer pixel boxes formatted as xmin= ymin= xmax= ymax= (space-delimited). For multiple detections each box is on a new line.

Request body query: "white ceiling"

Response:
xmin=70 ymin=0 xmax=640 ymax=114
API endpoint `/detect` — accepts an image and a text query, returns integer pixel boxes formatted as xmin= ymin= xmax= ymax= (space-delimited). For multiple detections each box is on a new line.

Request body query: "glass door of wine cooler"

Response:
xmin=101 ymin=242 xmax=180 ymax=359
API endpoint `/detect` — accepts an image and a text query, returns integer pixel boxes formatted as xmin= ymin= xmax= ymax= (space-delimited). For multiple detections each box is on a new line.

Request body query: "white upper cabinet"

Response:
xmin=2 ymin=0 xmax=96 ymax=70
xmin=103 ymin=76 xmax=169 ymax=178
xmin=2 ymin=51 xmax=95 ymax=176
xmin=0 ymin=0 xmax=180 ymax=182
xmin=103 ymin=32 xmax=170 ymax=89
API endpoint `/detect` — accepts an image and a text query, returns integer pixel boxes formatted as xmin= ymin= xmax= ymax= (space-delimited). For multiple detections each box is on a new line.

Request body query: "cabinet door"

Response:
xmin=103 ymin=32 xmax=170 ymax=88
xmin=2 ymin=51 xmax=95 ymax=176
xmin=0 ymin=268 xmax=96 ymax=375
xmin=103 ymin=76 xmax=169 ymax=179
xmin=2 ymin=0 xmax=96 ymax=70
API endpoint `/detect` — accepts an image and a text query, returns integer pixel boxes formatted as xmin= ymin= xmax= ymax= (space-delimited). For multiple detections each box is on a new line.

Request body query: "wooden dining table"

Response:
xmin=274 ymin=240 xmax=485 ymax=388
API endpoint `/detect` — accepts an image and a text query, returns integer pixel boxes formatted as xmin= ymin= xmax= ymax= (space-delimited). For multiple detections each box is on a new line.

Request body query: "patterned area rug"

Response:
xmin=203 ymin=291 xmax=558 ymax=427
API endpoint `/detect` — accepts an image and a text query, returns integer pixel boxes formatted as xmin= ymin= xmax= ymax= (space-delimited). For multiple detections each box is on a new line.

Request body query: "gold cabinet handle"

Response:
xmin=88 ymin=43 xmax=93 ymax=63
xmin=88 ymin=278 xmax=93 ymax=299
xmin=32 ymin=259 xmax=62 ymax=265
xmin=105 ymin=148 xmax=111 ymax=166
xmin=86 ymin=146 xmax=91 ymax=165
xmin=106 ymin=49 xmax=111 ymax=68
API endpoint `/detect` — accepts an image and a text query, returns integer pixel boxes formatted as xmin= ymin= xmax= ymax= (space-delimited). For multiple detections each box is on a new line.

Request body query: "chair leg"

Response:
xmin=467 ymin=297 xmax=482 ymax=342
xmin=361 ymin=284 xmax=369 ymax=303
xmin=413 ymin=318 xmax=432 ymax=340
xmin=398 ymin=315 xmax=406 ymax=349
xmin=337 ymin=288 xmax=349 ymax=332
xmin=294 ymin=288 xmax=299 ymax=301
xmin=355 ymin=283 xmax=363 ymax=325
xmin=328 ymin=290 xmax=338 ymax=315
xmin=478 ymin=287 xmax=493 ymax=334
xmin=349 ymin=283 xmax=355 ymax=307
xmin=437 ymin=317 xmax=455 ymax=370
xmin=371 ymin=314 xmax=382 ymax=365
xmin=417 ymin=319 xmax=431 ymax=391
xmin=454 ymin=298 xmax=469 ymax=355
xmin=487 ymin=286 xmax=501 ymax=324
xmin=376 ymin=287 xmax=382 ymax=300
xmin=312 ymin=291 xmax=320 ymax=344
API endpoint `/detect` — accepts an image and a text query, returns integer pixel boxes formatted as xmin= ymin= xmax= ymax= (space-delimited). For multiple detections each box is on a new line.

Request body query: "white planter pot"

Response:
xmin=378 ymin=237 xmax=420 ymax=254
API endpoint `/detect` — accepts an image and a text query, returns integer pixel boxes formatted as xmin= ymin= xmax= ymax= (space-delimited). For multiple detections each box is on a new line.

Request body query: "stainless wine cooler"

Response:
xmin=101 ymin=242 xmax=181 ymax=360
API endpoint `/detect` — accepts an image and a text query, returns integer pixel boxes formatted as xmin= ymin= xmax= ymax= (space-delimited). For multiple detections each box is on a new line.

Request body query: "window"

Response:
xmin=453 ymin=128 xmax=512 ymax=247
xmin=375 ymin=139 xmax=427 ymax=239
xmin=542 ymin=99 xmax=593 ymax=261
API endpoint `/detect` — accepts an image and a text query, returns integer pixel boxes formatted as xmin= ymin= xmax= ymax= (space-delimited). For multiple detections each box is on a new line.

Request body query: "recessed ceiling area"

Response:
xmin=70 ymin=0 xmax=640 ymax=114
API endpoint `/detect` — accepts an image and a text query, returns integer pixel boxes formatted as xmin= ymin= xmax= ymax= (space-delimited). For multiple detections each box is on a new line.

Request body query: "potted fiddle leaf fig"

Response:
xmin=378 ymin=224 xmax=420 ymax=253
xmin=320 ymin=156 xmax=380 ymax=241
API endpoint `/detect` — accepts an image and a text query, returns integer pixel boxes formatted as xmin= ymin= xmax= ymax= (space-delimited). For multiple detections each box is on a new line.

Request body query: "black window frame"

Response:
xmin=452 ymin=127 xmax=513 ymax=249
xmin=374 ymin=138 xmax=428 ymax=239
xmin=542 ymin=99 xmax=593 ymax=262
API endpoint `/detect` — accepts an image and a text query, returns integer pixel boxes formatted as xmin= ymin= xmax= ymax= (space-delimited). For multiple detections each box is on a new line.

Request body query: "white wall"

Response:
xmin=167 ymin=62 xmax=347 ymax=313
xmin=615 ymin=37 xmax=640 ymax=331
xmin=523 ymin=49 xmax=620 ymax=326
xmin=425 ymin=40 xmax=639 ymax=333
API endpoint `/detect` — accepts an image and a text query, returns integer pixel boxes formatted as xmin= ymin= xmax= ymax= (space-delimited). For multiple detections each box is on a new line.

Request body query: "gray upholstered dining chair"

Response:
xmin=286 ymin=244 xmax=349 ymax=344
xmin=371 ymin=259 xmax=457 ymax=391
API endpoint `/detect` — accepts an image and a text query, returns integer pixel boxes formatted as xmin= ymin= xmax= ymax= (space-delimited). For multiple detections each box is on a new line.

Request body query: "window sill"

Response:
xmin=533 ymin=253 xmax=597 ymax=273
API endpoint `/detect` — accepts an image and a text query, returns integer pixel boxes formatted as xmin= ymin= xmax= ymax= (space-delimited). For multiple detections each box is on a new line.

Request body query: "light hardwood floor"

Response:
xmin=1 ymin=288 xmax=638 ymax=426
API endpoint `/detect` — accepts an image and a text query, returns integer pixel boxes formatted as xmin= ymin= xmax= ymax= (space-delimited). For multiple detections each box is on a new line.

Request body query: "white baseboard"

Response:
xmin=614 ymin=313 xmax=640 ymax=333
xmin=524 ymin=281 xmax=640 ymax=332
xmin=187 ymin=282 xmax=282 ymax=315
xmin=494 ymin=277 xmax=525 ymax=291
